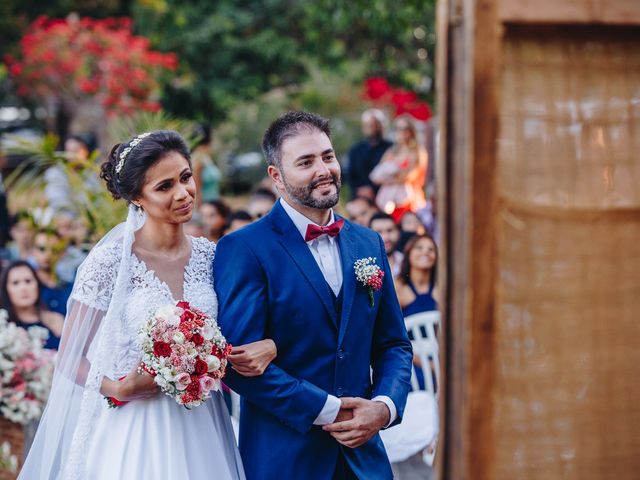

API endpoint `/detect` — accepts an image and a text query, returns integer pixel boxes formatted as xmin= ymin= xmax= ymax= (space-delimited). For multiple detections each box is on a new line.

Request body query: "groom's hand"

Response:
xmin=322 ymin=397 xmax=390 ymax=448
xmin=334 ymin=400 xmax=354 ymax=422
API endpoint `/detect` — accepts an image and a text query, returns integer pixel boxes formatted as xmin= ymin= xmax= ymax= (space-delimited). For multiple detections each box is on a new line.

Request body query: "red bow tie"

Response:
xmin=304 ymin=219 xmax=345 ymax=242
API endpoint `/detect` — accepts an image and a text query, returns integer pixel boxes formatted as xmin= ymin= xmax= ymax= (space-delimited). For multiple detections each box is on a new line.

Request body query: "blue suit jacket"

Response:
xmin=213 ymin=202 xmax=413 ymax=480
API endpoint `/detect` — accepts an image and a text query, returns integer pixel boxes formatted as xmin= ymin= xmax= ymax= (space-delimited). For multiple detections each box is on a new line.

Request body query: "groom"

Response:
xmin=214 ymin=111 xmax=413 ymax=479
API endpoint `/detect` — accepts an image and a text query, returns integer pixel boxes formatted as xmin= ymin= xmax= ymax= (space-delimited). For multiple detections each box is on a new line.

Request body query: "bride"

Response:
xmin=19 ymin=130 xmax=275 ymax=479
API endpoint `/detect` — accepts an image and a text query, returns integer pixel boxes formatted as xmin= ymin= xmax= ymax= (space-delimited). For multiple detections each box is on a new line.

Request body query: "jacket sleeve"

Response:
xmin=213 ymin=233 xmax=329 ymax=434
xmin=370 ymin=234 xmax=414 ymax=427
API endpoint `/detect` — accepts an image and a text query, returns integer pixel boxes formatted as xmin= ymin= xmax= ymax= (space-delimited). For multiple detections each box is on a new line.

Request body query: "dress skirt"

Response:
xmin=86 ymin=390 xmax=245 ymax=480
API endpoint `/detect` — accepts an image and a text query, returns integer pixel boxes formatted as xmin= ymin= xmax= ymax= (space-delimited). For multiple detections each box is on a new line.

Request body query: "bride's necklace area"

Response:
xmin=133 ymin=235 xmax=191 ymax=263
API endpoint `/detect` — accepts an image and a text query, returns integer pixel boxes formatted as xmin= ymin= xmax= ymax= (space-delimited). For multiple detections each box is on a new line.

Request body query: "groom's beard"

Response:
xmin=283 ymin=174 xmax=342 ymax=210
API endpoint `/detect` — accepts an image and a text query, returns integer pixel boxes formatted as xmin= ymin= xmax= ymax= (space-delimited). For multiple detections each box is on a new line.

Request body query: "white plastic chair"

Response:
xmin=404 ymin=310 xmax=441 ymax=467
xmin=404 ymin=311 xmax=441 ymax=397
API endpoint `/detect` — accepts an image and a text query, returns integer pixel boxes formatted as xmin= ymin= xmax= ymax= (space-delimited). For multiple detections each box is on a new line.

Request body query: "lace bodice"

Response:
xmin=71 ymin=236 xmax=217 ymax=378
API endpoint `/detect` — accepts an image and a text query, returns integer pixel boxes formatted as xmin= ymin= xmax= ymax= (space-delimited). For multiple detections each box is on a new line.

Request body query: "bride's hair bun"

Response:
xmin=100 ymin=143 xmax=124 ymax=200
xmin=99 ymin=130 xmax=191 ymax=203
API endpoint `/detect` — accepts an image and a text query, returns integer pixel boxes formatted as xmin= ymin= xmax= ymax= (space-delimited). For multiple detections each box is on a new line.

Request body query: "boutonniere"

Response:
xmin=354 ymin=257 xmax=385 ymax=307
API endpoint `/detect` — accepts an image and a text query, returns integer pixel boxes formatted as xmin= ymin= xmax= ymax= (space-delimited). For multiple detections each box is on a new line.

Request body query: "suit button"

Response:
xmin=336 ymin=387 xmax=344 ymax=397
xmin=337 ymin=349 xmax=345 ymax=360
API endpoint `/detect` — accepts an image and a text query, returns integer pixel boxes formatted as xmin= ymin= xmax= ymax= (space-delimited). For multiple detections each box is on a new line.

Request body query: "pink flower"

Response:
xmin=199 ymin=375 xmax=216 ymax=394
xmin=175 ymin=372 xmax=191 ymax=391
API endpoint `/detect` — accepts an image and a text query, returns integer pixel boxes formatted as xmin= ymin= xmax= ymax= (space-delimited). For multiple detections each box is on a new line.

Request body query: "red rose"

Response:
xmin=194 ymin=358 xmax=208 ymax=375
xmin=192 ymin=333 xmax=204 ymax=346
xmin=153 ymin=341 xmax=171 ymax=357
xmin=181 ymin=309 xmax=196 ymax=323
xmin=176 ymin=301 xmax=190 ymax=309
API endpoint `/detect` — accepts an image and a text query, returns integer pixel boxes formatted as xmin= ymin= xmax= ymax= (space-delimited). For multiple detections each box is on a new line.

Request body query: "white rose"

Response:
xmin=156 ymin=305 xmax=182 ymax=326
xmin=173 ymin=332 xmax=186 ymax=345
xmin=201 ymin=325 xmax=215 ymax=340
xmin=206 ymin=355 xmax=221 ymax=372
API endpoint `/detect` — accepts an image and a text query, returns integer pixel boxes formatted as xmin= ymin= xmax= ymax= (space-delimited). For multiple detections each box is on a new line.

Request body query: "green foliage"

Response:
xmin=2 ymin=0 xmax=436 ymax=131
xmin=215 ymin=62 xmax=366 ymax=162
xmin=132 ymin=0 xmax=435 ymax=124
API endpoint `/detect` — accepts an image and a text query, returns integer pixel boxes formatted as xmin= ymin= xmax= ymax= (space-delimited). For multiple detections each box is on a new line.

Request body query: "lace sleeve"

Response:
xmin=190 ymin=235 xmax=216 ymax=277
xmin=70 ymin=242 xmax=122 ymax=311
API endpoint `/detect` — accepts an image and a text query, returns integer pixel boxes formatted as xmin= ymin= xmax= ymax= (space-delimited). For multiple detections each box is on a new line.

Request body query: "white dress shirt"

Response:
xmin=279 ymin=199 xmax=397 ymax=427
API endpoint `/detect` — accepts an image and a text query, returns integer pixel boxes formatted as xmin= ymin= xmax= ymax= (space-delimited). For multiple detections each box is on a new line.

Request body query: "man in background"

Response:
xmin=345 ymin=109 xmax=392 ymax=200
xmin=345 ymin=195 xmax=379 ymax=227
xmin=29 ymin=229 xmax=72 ymax=315
xmin=370 ymin=212 xmax=403 ymax=278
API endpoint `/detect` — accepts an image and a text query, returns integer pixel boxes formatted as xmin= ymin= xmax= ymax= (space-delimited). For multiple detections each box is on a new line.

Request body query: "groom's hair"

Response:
xmin=262 ymin=111 xmax=331 ymax=167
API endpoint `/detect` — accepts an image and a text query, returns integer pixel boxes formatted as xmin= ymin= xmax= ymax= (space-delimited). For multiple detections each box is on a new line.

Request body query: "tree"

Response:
xmin=132 ymin=0 xmax=436 ymax=123
xmin=5 ymin=15 xmax=177 ymax=138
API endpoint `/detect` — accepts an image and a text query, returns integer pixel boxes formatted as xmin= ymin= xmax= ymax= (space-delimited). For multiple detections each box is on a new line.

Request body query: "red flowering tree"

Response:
xmin=363 ymin=77 xmax=432 ymax=122
xmin=5 ymin=15 xmax=178 ymax=126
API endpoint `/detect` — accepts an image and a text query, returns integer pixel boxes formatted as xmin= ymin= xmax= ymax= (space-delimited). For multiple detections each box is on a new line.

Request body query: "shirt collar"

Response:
xmin=279 ymin=198 xmax=336 ymax=244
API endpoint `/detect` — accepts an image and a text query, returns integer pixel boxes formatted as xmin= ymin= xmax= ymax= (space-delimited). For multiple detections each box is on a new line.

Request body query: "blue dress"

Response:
xmin=401 ymin=279 xmax=438 ymax=316
xmin=14 ymin=318 xmax=60 ymax=350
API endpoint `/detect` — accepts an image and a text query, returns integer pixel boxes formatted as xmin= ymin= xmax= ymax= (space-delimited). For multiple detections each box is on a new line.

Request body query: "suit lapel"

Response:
xmin=336 ymin=218 xmax=358 ymax=345
xmin=269 ymin=203 xmax=338 ymax=329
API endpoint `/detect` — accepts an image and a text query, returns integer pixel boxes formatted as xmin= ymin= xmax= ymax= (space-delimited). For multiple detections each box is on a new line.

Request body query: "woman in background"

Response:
xmin=370 ymin=116 xmax=427 ymax=222
xmin=0 ymin=260 xmax=63 ymax=350
xmin=192 ymin=123 xmax=221 ymax=205
xmin=387 ymin=233 xmax=439 ymax=479
xmin=200 ymin=199 xmax=231 ymax=243
xmin=396 ymin=234 xmax=438 ymax=315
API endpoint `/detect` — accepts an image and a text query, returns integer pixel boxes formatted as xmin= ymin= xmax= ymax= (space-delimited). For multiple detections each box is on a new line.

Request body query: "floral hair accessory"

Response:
xmin=354 ymin=257 xmax=385 ymax=307
xmin=115 ymin=132 xmax=152 ymax=176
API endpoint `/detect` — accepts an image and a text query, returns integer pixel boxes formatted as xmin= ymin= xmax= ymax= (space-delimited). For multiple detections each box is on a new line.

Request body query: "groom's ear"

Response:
xmin=268 ymin=165 xmax=284 ymax=191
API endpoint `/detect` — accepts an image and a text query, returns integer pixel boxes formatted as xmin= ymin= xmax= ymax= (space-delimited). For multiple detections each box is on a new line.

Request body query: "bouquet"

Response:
xmin=136 ymin=301 xmax=231 ymax=409
xmin=0 ymin=309 xmax=55 ymax=425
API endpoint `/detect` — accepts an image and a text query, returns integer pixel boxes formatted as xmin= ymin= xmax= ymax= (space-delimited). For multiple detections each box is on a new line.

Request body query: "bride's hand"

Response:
xmin=116 ymin=364 xmax=159 ymax=401
xmin=228 ymin=339 xmax=277 ymax=377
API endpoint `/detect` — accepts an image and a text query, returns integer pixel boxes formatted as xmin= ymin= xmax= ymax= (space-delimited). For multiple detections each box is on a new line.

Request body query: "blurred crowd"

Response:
xmin=0 ymin=110 xmax=438 ymax=478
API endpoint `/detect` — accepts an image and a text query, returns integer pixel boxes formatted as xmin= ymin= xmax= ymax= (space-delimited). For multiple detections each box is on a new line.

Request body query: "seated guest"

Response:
xmin=200 ymin=199 xmax=231 ymax=242
xmin=225 ymin=210 xmax=253 ymax=234
xmin=396 ymin=233 xmax=439 ymax=315
xmin=0 ymin=260 xmax=63 ymax=350
xmin=369 ymin=212 xmax=403 ymax=278
xmin=247 ymin=188 xmax=277 ymax=220
xmin=6 ymin=212 xmax=34 ymax=261
xmin=396 ymin=234 xmax=439 ymax=396
xmin=29 ymin=229 xmax=73 ymax=316
xmin=345 ymin=195 xmax=378 ymax=227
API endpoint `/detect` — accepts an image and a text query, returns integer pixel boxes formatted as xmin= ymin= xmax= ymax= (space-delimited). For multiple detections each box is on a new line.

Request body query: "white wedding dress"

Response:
xmin=73 ymin=236 xmax=244 ymax=480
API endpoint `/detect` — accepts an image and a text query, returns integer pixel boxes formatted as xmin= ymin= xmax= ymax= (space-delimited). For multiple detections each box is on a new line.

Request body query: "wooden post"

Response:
xmin=438 ymin=1 xmax=640 ymax=479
